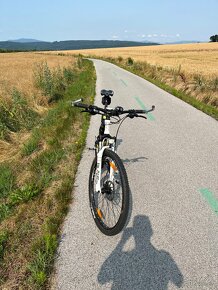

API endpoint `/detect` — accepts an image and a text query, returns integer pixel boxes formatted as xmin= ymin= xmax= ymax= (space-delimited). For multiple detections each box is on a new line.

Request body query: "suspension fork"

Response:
xmin=95 ymin=146 xmax=116 ymax=193
xmin=95 ymin=115 xmax=116 ymax=193
xmin=95 ymin=146 xmax=108 ymax=193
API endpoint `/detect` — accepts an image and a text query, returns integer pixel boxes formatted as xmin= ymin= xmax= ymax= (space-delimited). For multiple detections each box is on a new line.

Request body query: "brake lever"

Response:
xmin=137 ymin=115 xmax=147 ymax=120
xmin=72 ymin=98 xmax=83 ymax=106
xmin=128 ymin=112 xmax=147 ymax=119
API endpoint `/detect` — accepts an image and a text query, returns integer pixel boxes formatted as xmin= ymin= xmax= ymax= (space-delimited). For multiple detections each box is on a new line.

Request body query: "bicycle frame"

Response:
xmin=94 ymin=114 xmax=116 ymax=193
xmin=73 ymin=91 xmax=155 ymax=235
xmin=73 ymin=94 xmax=154 ymax=195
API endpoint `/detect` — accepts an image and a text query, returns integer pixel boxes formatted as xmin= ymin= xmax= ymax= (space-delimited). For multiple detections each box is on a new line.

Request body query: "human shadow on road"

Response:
xmin=98 ymin=215 xmax=184 ymax=290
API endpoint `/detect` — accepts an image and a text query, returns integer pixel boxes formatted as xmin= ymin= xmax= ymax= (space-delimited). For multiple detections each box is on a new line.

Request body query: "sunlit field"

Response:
xmin=0 ymin=52 xmax=75 ymax=106
xmin=51 ymin=42 xmax=218 ymax=78
xmin=46 ymin=43 xmax=218 ymax=109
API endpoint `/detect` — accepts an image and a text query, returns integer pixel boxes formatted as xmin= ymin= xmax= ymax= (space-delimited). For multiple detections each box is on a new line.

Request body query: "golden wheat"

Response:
xmin=0 ymin=52 xmax=76 ymax=162
xmin=49 ymin=42 xmax=218 ymax=78
xmin=0 ymin=52 xmax=75 ymax=107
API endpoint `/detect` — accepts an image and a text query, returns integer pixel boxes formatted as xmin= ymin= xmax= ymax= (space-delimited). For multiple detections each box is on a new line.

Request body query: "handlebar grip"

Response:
xmin=134 ymin=110 xmax=146 ymax=114
xmin=135 ymin=105 xmax=155 ymax=114
xmin=73 ymin=102 xmax=89 ymax=109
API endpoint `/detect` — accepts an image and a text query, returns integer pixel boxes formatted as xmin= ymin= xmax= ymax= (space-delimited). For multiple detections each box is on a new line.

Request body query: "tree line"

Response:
xmin=210 ymin=35 xmax=218 ymax=42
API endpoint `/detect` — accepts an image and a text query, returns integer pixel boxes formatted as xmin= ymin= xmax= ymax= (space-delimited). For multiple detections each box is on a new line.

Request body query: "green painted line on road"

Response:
xmin=134 ymin=96 xmax=155 ymax=121
xmin=120 ymin=79 xmax=128 ymax=87
xmin=199 ymin=188 xmax=218 ymax=215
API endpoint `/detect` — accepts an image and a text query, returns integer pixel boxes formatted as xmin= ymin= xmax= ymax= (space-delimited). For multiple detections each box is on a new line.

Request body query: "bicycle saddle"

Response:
xmin=101 ymin=89 xmax=114 ymax=97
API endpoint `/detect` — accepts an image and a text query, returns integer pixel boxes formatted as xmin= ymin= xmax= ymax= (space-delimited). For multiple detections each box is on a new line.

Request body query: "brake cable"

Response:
xmin=115 ymin=115 xmax=128 ymax=151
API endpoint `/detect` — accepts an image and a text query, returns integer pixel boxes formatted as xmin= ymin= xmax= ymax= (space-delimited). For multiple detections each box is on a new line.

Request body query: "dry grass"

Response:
xmin=0 ymin=52 xmax=75 ymax=108
xmin=0 ymin=53 xmax=76 ymax=163
xmin=49 ymin=42 xmax=218 ymax=78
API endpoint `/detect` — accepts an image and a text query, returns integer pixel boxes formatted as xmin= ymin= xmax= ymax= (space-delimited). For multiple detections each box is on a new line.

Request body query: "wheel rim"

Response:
xmin=91 ymin=156 xmax=123 ymax=229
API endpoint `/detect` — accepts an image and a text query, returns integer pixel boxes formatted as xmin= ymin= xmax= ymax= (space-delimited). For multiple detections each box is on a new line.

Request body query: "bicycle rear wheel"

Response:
xmin=89 ymin=149 xmax=130 ymax=236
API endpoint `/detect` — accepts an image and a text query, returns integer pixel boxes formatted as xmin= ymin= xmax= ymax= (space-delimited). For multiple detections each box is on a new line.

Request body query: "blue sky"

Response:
xmin=0 ymin=0 xmax=217 ymax=42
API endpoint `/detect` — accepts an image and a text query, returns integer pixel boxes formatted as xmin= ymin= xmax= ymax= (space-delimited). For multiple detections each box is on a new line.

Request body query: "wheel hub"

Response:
xmin=102 ymin=181 xmax=115 ymax=201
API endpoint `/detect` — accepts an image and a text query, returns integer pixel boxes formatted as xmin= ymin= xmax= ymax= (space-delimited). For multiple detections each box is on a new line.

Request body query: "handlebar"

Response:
xmin=72 ymin=99 xmax=155 ymax=117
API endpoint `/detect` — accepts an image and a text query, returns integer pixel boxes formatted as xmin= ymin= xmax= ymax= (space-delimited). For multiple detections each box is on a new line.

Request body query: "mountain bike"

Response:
xmin=73 ymin=89 xmax=155 ymax=236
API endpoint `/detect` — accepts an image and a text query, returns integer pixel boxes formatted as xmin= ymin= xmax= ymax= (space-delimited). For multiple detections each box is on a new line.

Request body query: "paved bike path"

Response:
xmin=55 ymin=59 xmax=218 ymax=289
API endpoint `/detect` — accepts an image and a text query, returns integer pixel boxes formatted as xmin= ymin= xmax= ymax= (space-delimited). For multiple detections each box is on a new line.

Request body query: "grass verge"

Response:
xmin=0 ymin=57 xmax=96 ymax=289
xmin=120 ymin=59 xmax=218 ymax=120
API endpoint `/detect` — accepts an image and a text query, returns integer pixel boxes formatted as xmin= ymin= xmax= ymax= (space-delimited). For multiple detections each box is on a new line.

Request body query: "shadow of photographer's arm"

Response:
xmin=167 ymin=252 xmax=184 ymax=287
xmin=115 ymin=227 xmax=133 ymax=251
xmin=97 ymin=227 xmax=133 ymax=285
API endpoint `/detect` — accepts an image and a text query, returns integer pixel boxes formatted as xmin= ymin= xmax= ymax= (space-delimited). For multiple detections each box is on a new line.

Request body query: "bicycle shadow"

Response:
xmin=122 ymin=156 xmax=148 ymax=164
xmin=116 ymin=138 xmax=123 ymax=148
xmin=98 ymin=215 xmax=184 ymax=289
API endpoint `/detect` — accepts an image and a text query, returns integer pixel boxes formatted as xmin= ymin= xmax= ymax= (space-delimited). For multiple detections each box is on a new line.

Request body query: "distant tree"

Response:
xmin=210 ymin=35 xmax=218 ymax=42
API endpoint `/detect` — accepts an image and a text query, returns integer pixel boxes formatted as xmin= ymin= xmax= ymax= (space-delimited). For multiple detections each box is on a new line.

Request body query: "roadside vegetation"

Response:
xmin=0 ymin=54 xmax=96 ymax=289
xmin=53 ymin=43 xmax=218 ymax=119
xmin=109 ymin=56 xmax=218 ymax=119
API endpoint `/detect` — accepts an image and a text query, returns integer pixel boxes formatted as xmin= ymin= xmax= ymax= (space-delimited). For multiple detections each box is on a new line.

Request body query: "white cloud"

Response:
xmin=176 ymin=33 xmax=180 ymax=37
xmin=124 ymin=30 xmax=128 ymax=33
xmin=112 ymin=35 xmax=119 ymax=39
xmin=146 ymin=34 xmax=158 ymax=38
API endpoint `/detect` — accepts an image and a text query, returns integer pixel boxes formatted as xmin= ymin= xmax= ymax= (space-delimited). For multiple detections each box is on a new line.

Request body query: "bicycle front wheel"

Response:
xmin=89 ymin=149 xmax=130 ymax=236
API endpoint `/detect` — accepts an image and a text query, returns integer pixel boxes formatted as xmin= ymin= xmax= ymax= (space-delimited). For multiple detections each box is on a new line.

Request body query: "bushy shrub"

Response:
xmin=127 ymin=57 xmax=134 ymax=66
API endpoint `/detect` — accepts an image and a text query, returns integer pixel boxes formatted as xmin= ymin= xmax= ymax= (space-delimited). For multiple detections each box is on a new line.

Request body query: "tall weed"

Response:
xmin=0 ymin=89 xmax=38 ymax=140
xmin=33 ymin=62 xmax=75 ymax=103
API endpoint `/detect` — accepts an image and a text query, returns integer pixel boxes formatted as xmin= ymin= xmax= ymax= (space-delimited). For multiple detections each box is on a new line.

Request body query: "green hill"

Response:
xmin=0 ymin=40 xmax=159 ymax=52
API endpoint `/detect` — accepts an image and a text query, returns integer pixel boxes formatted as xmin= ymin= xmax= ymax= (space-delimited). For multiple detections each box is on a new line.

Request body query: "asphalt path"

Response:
xmin=55 ymin=59 xmax=218 ymax=290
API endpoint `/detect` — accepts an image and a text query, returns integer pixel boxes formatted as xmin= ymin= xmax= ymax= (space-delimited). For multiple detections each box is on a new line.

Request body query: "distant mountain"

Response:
xmin=164 ymin=40 xmax=202 ymax=44
xmin=9 ymin=38 xmax=44 ymax=43
xmin=0 ymin=39 xmax=159 ymax=51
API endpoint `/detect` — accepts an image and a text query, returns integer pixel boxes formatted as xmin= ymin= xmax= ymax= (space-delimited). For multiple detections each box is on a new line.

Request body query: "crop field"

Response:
xmin=0 ymin=52 xmax=75 ymax=106
xmin=49 ymin=43 xmax=218 ymax=110
xmin=0 ymin=53 xmax=76 ymax=161
xmin=53 ymin=42 xmax=218 ymax=78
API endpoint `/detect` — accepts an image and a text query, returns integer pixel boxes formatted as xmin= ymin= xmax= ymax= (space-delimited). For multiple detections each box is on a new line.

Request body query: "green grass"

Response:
xmin=0 ymin=231 xmax=9 ymax=262
xmin=26 ymin=58 xmax=96 ymax=289
xmin=27 ymin=234 xmax=58 ymax=288
xmin=0 ymin=203 xmax=12 ymax=222
xmin=0 ymin=164 xmax=15 ymax=198
xmin=21 ymin=130 xmax=41 ymax=156
xmin=0 ymin=89 xmax=39 ymax=141
xmin=9 ymin=184 xmax=41 ymax=206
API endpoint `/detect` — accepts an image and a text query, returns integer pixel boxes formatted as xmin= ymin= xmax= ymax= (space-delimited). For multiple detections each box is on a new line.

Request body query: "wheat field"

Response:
xmin=0 ymin=52 xmax=76 ymax=162
xmin=50 ymin=42 xmax=218 ymax=78
xmin=0 ymin=52 xmax=75 ymax=106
